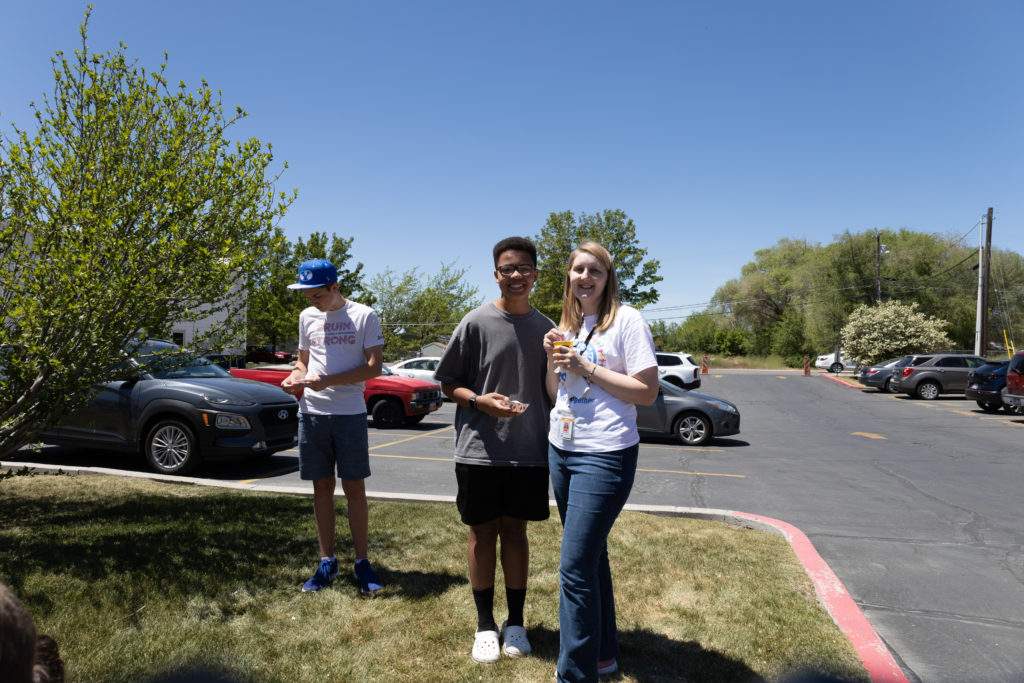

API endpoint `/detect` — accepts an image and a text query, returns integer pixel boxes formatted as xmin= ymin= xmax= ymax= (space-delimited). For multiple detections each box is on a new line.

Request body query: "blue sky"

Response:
xmin=3 ymin=2 xmax=1021 ymax=322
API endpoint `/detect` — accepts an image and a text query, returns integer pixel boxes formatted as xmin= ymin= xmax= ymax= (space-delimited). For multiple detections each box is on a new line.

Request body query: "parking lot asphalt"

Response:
xmin=9 ymin=370 xmax=1024 ymax=682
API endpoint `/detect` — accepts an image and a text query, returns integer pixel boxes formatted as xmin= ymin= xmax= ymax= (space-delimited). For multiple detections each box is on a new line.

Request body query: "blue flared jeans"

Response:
xmin=549 ymin=442 xmax=639 ymax=683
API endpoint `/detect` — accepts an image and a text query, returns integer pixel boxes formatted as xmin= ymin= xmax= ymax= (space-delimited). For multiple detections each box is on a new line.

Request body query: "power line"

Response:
xmin=946 ymin=217 xmax=985 ymax=249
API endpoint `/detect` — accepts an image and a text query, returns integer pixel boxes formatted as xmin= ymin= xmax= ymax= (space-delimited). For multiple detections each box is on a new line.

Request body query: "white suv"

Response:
xmin=388 ymin=356 xmax=442 ymax=383
xmin=815 ymin=351 xmax=852 ymax=373
xmin=656 ymin=352 xmax=701 ymax=390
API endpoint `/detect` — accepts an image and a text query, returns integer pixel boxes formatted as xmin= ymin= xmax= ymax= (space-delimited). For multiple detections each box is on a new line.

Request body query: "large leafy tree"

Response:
xmin=533 ymin=210 xmax=662 ymax=322
xmin=0 ymin=11 xmax=293 ymax=458
xmin=246 ymin=230 xmax=369 ymax=351
xmin=841 ymin=301 xmax=953 ymax=365
xmin=366 ymin=264 xmax=480 ymax=361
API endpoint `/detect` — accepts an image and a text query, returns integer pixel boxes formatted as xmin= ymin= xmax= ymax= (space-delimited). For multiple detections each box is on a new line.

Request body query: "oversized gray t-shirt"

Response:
xmin=434 ymin=303 xmax=554 ymax=467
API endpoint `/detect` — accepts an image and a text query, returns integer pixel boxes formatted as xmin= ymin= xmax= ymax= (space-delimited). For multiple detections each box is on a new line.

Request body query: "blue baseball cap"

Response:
xmin=287 ymin=258 xmax=338 ymax=290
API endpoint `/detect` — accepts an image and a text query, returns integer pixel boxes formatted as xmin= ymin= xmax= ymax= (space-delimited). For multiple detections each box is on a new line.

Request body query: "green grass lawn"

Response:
xmin=0 ymin=473 xmax=866 ymax=682
xmin=706 ymin=355 xmax=794 ymax=370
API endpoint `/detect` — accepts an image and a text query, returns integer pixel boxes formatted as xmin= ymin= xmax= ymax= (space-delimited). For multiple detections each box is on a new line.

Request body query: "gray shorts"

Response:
xmin=298 ymin=413 xmax=371 ymax=481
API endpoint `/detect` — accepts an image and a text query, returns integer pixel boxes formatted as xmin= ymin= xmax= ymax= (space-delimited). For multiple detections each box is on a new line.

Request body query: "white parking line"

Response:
xmin=370 ymin=426 xmax=453 ymax=451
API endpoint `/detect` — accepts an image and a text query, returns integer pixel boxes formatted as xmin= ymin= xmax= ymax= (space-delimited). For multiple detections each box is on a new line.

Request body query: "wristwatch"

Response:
xmin=467 ymin=394 xmax=478 ymax=410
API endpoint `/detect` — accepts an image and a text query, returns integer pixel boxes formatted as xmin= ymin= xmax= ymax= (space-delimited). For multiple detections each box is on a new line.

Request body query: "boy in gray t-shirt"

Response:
xmin=434 ymin=236 xmax=554 ymax=663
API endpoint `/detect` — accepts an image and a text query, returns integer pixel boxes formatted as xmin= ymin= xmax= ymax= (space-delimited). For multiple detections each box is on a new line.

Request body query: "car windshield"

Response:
xmin=133 ymin=341 xmax=230 ymax=379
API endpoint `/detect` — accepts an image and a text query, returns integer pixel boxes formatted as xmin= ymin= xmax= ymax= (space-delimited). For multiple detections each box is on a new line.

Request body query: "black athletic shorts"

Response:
xmin=455 ymin=462 xmax=551 ymax=526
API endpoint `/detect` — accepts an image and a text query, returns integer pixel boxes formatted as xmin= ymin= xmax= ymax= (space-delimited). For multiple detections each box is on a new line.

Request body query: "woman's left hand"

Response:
xmin=552 ymin=345 xmax=592 ymax=376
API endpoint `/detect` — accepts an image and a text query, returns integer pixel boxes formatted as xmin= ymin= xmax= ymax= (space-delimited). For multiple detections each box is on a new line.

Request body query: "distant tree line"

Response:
xmin=650 ymin=230 xmax=1024 ymax=365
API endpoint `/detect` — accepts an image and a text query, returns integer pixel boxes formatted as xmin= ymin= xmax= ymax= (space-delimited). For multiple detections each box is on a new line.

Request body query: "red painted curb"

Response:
xmin=732 ymin=511 xmax=908 ymax=683
xmin=820 ymin=373 xmax=861 ymax=390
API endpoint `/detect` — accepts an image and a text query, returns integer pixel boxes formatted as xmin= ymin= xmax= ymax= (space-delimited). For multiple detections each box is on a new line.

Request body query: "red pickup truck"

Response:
xmin=229 ymin=365 xmax=443 ymax=428
xmin=1002 ymin=351 xmax=1024 ymax=410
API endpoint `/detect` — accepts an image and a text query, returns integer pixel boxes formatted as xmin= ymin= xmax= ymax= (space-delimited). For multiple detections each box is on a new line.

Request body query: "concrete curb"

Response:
xmin=820 ymin=373 xmax=863 ymax=390
xmin=4 ymin=461 xmax=907 ymax=682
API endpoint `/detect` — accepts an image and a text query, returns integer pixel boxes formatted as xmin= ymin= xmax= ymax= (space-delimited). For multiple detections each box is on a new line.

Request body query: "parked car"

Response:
xmin=202 ymin=352 xmax=246 ymax=369
xmin=857 ymin=356 xmax=912 ymax=393
xmin=656 ymin=352 xmax=701 ymax=390
xmin=388 ymin=356 xmax=442 ymax=383
xmin=1001 ymin=351 xmax=1024 ymax=411
xmin=40 ymin=340 xmax=299 ymax=475
xmin=815 ymin=351 xmax=854 ymax=373
xmin=636 ymin=379 xmax=740 ymax=446
xmin=229 ymin=364 xmax=443 ymax=428
xmin=965 ymin=361 xmax=1018 ymax=413
xmin=889 ymin=353 xmax=988 ymax=399
xmin=245 ymin=345 xmax=294 ymax=364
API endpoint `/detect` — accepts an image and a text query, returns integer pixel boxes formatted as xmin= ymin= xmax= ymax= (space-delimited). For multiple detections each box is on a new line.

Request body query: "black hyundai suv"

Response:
xmin=41 ymin=340 xmax=298 ymax=474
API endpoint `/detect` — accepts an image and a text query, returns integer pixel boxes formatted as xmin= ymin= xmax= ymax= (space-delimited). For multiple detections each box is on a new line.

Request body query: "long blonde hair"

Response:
xmin=558 ymin=241 xmax=621 ymax=335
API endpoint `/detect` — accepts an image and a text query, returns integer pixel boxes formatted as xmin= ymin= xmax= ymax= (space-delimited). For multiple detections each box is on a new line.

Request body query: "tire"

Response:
xmin=144 ymin=419 xmax=200 ymax=474
xmin=1006 ymin=404 xmax=1024 ymax=416
xmin=371 ymin=398 xmax=404 ymax=428
xmin=915 ymin=380 xmax=940 ymax=400
xmin=977 ymin=400 xmax=1002 ymax=413
xmin=882 ymin=377 xmax=893 ymax=394
xmin=829 ymin=362 xmax=844 ymax=374
xmin=674 ymin=412 xmax=712 ymax=446
xmin=403 ymin=414 xmax=426 ymax=426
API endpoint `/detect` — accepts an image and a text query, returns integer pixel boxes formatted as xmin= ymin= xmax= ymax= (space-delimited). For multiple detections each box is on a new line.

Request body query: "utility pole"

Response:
xmin=974 ymin=207 xmax=994 ymax=356
xmin=875 ymin=231 xmax=882 ymax=303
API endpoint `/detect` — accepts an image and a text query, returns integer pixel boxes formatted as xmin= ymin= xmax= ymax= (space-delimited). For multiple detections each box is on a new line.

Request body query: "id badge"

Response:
xmin=559 ymin=415 xmax=575 ymax=441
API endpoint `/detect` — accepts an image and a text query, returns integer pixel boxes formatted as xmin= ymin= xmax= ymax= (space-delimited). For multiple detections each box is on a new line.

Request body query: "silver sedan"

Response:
xmin=637 ymin=380 xmax=741 ymax=446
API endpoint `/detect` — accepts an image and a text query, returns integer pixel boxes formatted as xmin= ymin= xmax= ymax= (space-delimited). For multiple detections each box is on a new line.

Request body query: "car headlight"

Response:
xmin=215 ymin=413 xmax=251 ymax=430
xmin=708 ymin=400 xmax=737 ymax=413
xmin=202 ymin=393 xmax=256 ymax=407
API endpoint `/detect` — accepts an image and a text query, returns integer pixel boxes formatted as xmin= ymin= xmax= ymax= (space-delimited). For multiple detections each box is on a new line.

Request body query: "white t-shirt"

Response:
xmin=298 ymin=300 xmax=385 ymax=415
xmin=548 ymin=305 xmax=658 ymax=452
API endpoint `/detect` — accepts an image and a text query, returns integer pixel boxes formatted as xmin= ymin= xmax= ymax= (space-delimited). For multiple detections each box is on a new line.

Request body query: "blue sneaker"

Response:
xmin=354 ymin=559 xmax=383 ymax=596
xmin=301 ymin=557 xmax=339 ymax=592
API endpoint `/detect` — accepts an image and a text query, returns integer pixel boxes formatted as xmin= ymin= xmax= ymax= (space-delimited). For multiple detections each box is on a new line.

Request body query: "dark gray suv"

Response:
xmin=41 ymin=340 xmax=298 ymax=474
xmin=889 ymin=353 xmax=988 ymax=400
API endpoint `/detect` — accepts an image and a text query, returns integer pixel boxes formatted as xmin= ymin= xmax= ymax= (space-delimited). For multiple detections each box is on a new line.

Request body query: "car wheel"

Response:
xmin=882 ymin=377 xmax=893 ymax=393
xmin=371 ymin=399 xmax=404 ymax=428
xmin=403 ymin=414 xmax=426 ymax=426
xmin=915 ymin=380 xmax=940 ymax=400
xmin=145 ymin=419 xmax=200 ymax=474
xmin=675 ymin=412 xmax=712 ymax=446
xmin=829 ymin=362 xmax=844 ymax=374
xmin=977 ymin=400 xmax=1002 ymax=413
xmin=1006 ymin=404 xmax=1024 ymax=415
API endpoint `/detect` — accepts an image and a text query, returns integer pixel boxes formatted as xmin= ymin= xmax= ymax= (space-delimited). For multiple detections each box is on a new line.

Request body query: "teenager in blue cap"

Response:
xmin=281 ymin=258 xmax=387 ymax=595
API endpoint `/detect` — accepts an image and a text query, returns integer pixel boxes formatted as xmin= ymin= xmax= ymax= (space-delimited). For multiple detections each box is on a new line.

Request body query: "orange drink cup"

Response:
xmin=552 ymin=339 xmax=573 ymax=373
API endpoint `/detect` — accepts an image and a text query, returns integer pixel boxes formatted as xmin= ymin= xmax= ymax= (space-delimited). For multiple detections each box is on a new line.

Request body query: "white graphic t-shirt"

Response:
xmin=548 ymin=305 xmax=658 ymax=452
xmin=298 ymin=300 xmax=385 ymax=415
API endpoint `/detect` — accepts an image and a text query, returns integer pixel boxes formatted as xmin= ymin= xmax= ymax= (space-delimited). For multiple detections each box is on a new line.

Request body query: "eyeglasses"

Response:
xmin=496 ymin=264 xmax=537 ymax=277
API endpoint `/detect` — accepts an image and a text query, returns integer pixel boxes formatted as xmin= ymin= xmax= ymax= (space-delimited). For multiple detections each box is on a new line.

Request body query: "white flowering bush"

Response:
xmin=841 ymin=301 xmax=953 ymax=366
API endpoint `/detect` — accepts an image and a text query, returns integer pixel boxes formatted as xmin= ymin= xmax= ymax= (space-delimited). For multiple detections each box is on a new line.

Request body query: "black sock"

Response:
xmin=473 ymin=586 xmax=497 ymax=632
xmin=505 ymin=586 xmax=527 ymax=627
